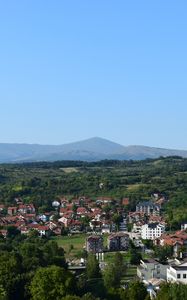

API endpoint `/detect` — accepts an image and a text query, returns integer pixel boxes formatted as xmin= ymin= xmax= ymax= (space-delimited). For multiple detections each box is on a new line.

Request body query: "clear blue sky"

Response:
xmin=0 ymin=1 xmax=187 ymax=149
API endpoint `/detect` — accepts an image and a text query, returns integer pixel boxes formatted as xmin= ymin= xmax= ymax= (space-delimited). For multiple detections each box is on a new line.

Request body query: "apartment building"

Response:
xmin=108 ymin=232 xmax=129 ymax=251
xmin=141 ymin=223 xmax=165 ymax=240
xmin=86 ymin=235 xmax=103 ymax=253
xmin=136 ymin=201 xmax=161 ymax=216
xmin=167 ymin=263 xmax=187 ymax=284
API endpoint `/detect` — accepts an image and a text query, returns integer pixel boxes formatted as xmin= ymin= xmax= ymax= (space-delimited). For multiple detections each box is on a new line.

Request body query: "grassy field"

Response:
xmin=122 ymin=265 xmax=137 ymax=282
xmin=60 ymin=167 xmax=79 ymax=173
xmin=103 ymin=251 xmax=131 ymax=264
xmin=127 ymin=183 xmax=141 ymax=191
xmin=52 ymin=234 xmax=87 ymax=259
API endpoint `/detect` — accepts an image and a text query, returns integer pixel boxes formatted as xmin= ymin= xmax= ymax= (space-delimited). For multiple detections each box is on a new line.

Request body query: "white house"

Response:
xmin=132 ymin=223 xmax=142 ymax=237
xmin=181 ymin=222 xmax=187 ymax=231
xmin=141 ymin=223 xmax=165 ymax=240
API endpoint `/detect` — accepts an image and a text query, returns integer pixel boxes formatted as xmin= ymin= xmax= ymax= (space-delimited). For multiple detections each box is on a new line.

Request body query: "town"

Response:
xmin=1 ymin=190 xmax=187 ymax=299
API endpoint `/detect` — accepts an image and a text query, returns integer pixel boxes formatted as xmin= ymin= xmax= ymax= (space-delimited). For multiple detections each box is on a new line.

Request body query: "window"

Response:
xmin=177 ymin=274 xmax=181 ymax=279
xmin=183 ymin=274 xmax=186 ymax=279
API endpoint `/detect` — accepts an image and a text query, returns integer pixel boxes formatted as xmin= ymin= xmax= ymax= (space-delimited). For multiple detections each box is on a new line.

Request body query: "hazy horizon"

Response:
xmin=0 ymin=136 xmax=187 ymax=152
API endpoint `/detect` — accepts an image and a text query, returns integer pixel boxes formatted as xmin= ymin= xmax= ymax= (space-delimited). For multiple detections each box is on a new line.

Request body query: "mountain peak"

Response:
xmin=0 ymin=138 xmax=187 ymax=162
xmin=58 ymin=136 xmax=125 ymax=155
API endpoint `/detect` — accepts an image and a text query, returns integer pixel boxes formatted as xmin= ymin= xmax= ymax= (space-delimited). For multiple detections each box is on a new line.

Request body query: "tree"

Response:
xmin=127 ymin=281 xmax=148 ymax=300
xmin=61 ymin=226 xmax=69 ymax=236
xmin=156 ymin=283 xmax=187 ymax=300
xmin=103 ymin=264 xmax=119 ymax=289
xmin=103 ymin=253 xmax=126 ymax=289
xmin=7 ymin=226 xmax=20 ymax=238
xmin=142 ymin=239 xmax=153 ymax=249
xmin=129 ymin=248 xmax=142 ymax=265
xmin=0 ymin=252 xmax=22 ymax=300
xmin=0 ymin=285 xmax=7 ymax=300
xmin=113 ymin=252 xmax=126 ymax=276
xmin=127 ymin=223 xmax=133 ymax=232
xmin=112 ymin=214 xmax=123 ymax=230
xmin=19 ymin=242 xmax=44 ymax=271
xmin=30 ymin=266 xmax=75 ymax=300
xmin=154 ymin=246 xmax=173 ymax=264
xmin=80 ymin=216 xmax=90 ymax=230
xmin=28 ymin=229 xmax=39 ymax=238
xmin=86 ymin=254 xmax=100 ymax=279
xmin=43 ymin=240 xmax=67 ymax=268
xmin=62 ymin=296 xmax=81 ymax=300
xmin=82 ymin=293 xmax=101 ymax=300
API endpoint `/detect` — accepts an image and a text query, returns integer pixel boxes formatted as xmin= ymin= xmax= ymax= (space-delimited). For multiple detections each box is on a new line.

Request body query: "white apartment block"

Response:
xmin=141 ymin=223 xmax=165 ymax=240
xmin=167 ymin=263 xmax=187 ymax=284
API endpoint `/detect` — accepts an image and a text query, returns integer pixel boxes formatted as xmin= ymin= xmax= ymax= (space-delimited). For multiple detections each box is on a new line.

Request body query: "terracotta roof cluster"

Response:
xmin=160 ymin=230 xmax=187 ymax=246
xmin=77 ymin=207 xmax=88 ymax=214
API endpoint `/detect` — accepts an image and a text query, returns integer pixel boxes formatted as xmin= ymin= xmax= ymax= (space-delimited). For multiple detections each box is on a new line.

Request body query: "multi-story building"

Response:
xmin=137 ymin=259 xmax=168 ymax=281
xmin=141 ymin=223 xmax=165 ymax=240
xmin=119 ymin=218 xmax=127 ymax=232
xmin=167 ymin=263 xmax=187 ymax=284
xmin=108 ymin=232 xmax=129 ymax=251
xmin=86 ymin=235 xmax=103 ymax=253
xmin=136 ymin=201 xmax=161 ymax=216
xmin=138 ymin=258 xmax=187 ymax=294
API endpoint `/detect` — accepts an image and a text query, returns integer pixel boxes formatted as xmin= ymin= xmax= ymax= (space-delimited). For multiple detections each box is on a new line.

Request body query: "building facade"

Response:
xmin=108 ymin=233 xmax=129 ymax=251
xmin=141 ymin=223 xmax=165 ymax=240
xmin=136 ymin=201 xmax=161 ymax=216
xmin=167 ymin=264 xmax=187 ymax=284
xmin=137 ymin=259 xmax=168 ymax=281
xmin=86 ymin=235 xmax=103 ymax=253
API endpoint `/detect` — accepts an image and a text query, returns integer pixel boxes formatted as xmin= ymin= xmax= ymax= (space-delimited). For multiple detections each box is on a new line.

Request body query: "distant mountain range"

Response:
xmin=0 ymin=137 xmax=187 ymax=163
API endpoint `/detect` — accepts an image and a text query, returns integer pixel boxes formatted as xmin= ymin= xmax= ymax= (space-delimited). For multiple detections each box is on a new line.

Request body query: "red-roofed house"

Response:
xmin=28 ymin=223 xmax=50 ymax=236
xmin=77 ymin=207 xmax=89 ymax=215
xmin=20 ymin=226 xmax=30 ymax=235
xmin=58 ymin=216 xmax=71 ymax=227
xmin=59 ymin=207 xmax=69 ymax=217
xmin=18 ymin=204 xmax=35 ymax=214
xmin=158 ymin=230 xmax=187 ymax=257
xmin=8 ymin=207 xmax=18 ymax=216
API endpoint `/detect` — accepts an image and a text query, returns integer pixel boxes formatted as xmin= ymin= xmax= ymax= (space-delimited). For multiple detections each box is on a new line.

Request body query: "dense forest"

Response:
xmin=0 ymin=156 xmax=187 ymax=227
